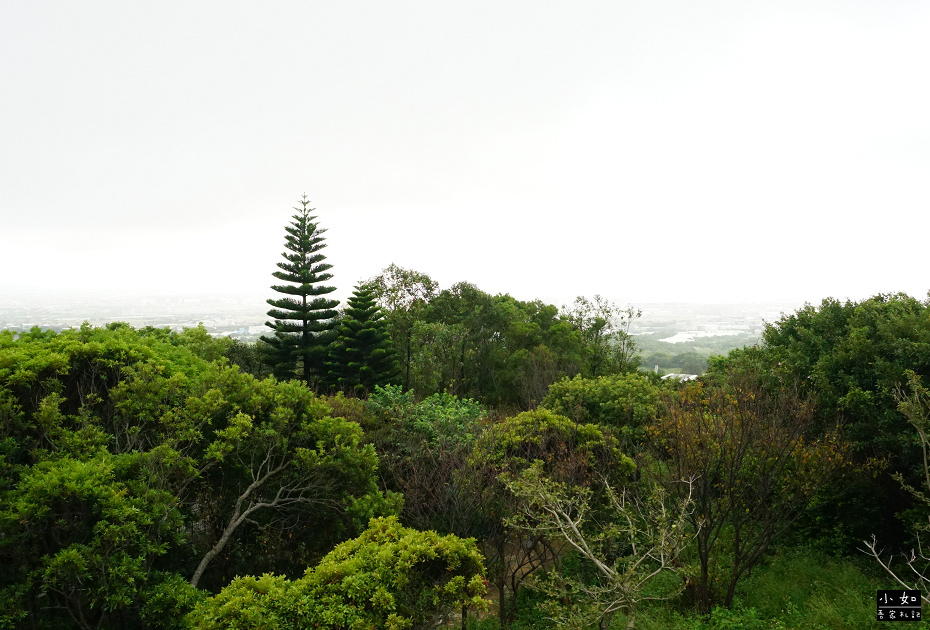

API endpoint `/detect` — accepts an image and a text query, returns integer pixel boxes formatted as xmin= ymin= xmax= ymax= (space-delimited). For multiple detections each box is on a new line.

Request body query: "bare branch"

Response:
xmin=505 ymin=466 xmax=696 ymax=627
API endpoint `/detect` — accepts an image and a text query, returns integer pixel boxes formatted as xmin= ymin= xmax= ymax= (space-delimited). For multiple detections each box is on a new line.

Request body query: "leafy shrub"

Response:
xmin=366 ymin=385 xmax=487 ymax=536
xmin=540 ymin=373 xmax=662 ymax=452
xmin=188 ymin=516 xmax=488 ymax=630
xmin=369 ymin=384 xmax=486 ymax=452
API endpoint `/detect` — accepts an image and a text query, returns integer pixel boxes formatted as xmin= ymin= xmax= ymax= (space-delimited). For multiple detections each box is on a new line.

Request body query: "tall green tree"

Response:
xmin=325 ymin=283 xmax=399 ymax=393
xmin=468 ymin=409 xmax=633 ymax=625
xmin=734 ymin=293 xmax=930 ymax=554
xmin=369 ymin=268 xmax=588 ymax=407
xmin=261 ymin=195 xmax=339 ymax=387
xmin=368 ymin=264 xmax=439 ymax=391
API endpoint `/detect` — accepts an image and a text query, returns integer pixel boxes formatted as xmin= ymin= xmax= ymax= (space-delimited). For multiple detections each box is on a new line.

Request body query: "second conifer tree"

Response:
xmin=325 ymin=283 xmax=399 ymax=393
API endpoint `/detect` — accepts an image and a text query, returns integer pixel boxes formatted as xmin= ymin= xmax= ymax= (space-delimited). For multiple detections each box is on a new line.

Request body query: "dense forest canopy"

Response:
xmin=3 ymin=202 xmax=930 ymax=628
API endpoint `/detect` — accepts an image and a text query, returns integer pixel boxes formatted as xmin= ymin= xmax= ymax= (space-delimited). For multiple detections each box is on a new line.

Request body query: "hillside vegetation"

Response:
xmin=3 ymin=202 xmax=930 ymax=628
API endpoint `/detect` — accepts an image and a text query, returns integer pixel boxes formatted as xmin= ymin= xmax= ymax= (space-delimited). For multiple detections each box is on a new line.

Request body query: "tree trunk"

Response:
xmin=190 ymin=513 xmax=240 ymax=588
xmin=190 ymin=462 xmax=285 ymax=587
xmin=498 ymin=581 xmax=508 ymax=628
xmin=697 ymin=552 xmax=712 ymax=614
xmin=404 ymin=330 xmax=412 ymax=391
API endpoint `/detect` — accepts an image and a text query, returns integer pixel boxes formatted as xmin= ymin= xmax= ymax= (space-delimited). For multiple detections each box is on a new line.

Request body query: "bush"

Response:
xmin=540 ymin=373 xmax=662 ymax=452
xmin=188 ymin=516 xmax=488 ymax=630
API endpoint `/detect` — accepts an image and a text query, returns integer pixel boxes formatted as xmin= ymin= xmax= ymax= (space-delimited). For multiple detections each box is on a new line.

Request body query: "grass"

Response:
xmin=470 ymin=546 xmax=924 ymax=629
xmin=632 ymin=547 xmax=904 ymax=629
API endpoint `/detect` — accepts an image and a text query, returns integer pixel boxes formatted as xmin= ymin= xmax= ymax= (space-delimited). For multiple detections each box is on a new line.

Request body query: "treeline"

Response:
xmin=236 ymin=268 xmax=643 ymax=410
xmin=367 ymin=267 xmax=642 ymax=408
xmin=244 ymin=196 xmax=644 ymax=410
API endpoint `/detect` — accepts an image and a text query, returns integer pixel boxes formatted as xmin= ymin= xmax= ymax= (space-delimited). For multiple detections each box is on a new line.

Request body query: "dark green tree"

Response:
xmin=326 ymin=284 xmax=399 ymax=393
xmin=261 ymin=195 xmax=339 ymax=386
xmin=0 ymin=324 xmax=394 ymax=628
xmin=468 ymin=409 xmax=633 ymax=625
xmin=752 ymin=293 xmax=930 ymax=554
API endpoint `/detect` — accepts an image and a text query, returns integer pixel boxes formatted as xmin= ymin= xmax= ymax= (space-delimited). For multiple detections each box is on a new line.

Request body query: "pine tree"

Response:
xmin=261 ymin=195 xmax=339 ymax=386
xmin=326 ymin=283 xmax=400 ymax=393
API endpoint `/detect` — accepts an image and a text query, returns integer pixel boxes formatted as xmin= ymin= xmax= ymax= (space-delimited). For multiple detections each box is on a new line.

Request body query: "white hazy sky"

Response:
xmin=2 ymin=1 xmax=928 ymax=308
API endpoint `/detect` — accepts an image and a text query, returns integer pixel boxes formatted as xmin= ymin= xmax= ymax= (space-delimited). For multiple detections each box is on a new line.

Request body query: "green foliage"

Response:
xmin=895 ymin=371 xmax=930 ymax=517
xmin=364 ymin=387 xmax=503 ymax=620
xmin=735 ymin=550 xmax=883 ymax=629
xmin=639 ymin=333 xmax=761 ymax=377
xmin=366 ymin=382 xmax=416 ymax=424
xmin=862 ymin=371 xmax=930 ymax=606
xmin=504 ymin=462 xmax=692 ymax=629
xmin=562 ymin=295 xmax=642 ymax=378
xmin=541 ymin=372 xmax=663 ymax=452
xmin=223 ymin=339 xmax=271 ymax=379
xmin=671 ymin=352 xmax=708 ymax=376
xmin=757 ymin=293 xmax=930 ymax=553
xmin=407 ymin=392 xmax=486 ymax=449
xmin=187 ymin=516 xmax=489 ymax=630
xmin=0 ymin=324 xmax=387 ymax=627
xmin=321 ymin=390 xmax=374 ymax=427
xmin=423 ymin=285 xmax=587 ymax=408
xmin=406 ymin=319 xmax=469 ymax=399
xmin=15 ymin=279 xmax=930 ymax=627
xmin=186 ymin=573 xmax=292 ymax=630
xmin=644 ymin=350 xmax=713 ymax=377
xmin=170 ymin=324 xmax=234 ymax=363
xmin=631 ymin=547 xmax=884 ymax=630
xmin=465 ymin=587 xmax=554 ymax=630
xmin=368 ymin=264 xmax=439 ymax=393
xmin=468 ymin=409 xmax=638 ymax=625
xmin=261 ymin=195 xmax=340 ymax=386
xmin=369 ymin=267 xmax=587 ymax=408
xmin=370 ymin=384 xmax=487 ymax=454
xmin=648 ymin=375 xmax=847 ymax=612
xmin=326 ymin=283 xmax=399 ymax=393
xmin=140 ymin=572 xmax=208 ymax=630
xmin=472 ymin=409 xmax=633 ymax=485
xmin=188 ymin=376 xmax=392 ymax=588
xmin=3 ymin=452 xmax=183 ymax=628
xmin=367 ymin=385 xmax=487 ymax=535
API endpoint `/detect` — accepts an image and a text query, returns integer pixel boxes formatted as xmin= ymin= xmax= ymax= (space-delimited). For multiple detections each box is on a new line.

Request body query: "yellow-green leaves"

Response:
xmin=188 ymin=517 xmax=488 ymax=630
xmin=0 ymin=323 xmax=390 ymax=626
xmin=205 ymin=412 xmax=253 ymax=463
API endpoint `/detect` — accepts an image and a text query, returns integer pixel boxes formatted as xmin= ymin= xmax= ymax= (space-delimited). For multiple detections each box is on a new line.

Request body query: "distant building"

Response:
xmin=662 ymin=373 xmax=699 ymax=382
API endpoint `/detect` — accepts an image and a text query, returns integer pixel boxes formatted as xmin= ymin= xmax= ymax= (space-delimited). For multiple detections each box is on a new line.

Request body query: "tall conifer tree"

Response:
xmin=261 ymin=195 xmax=339 ymax=386
xmin=326 ymin=283 xmax=399 ymax=393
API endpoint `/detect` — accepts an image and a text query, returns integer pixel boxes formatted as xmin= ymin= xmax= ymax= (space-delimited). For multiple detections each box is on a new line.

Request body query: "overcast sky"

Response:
xmin=2 ymin=1 xmax=928 ymax=309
